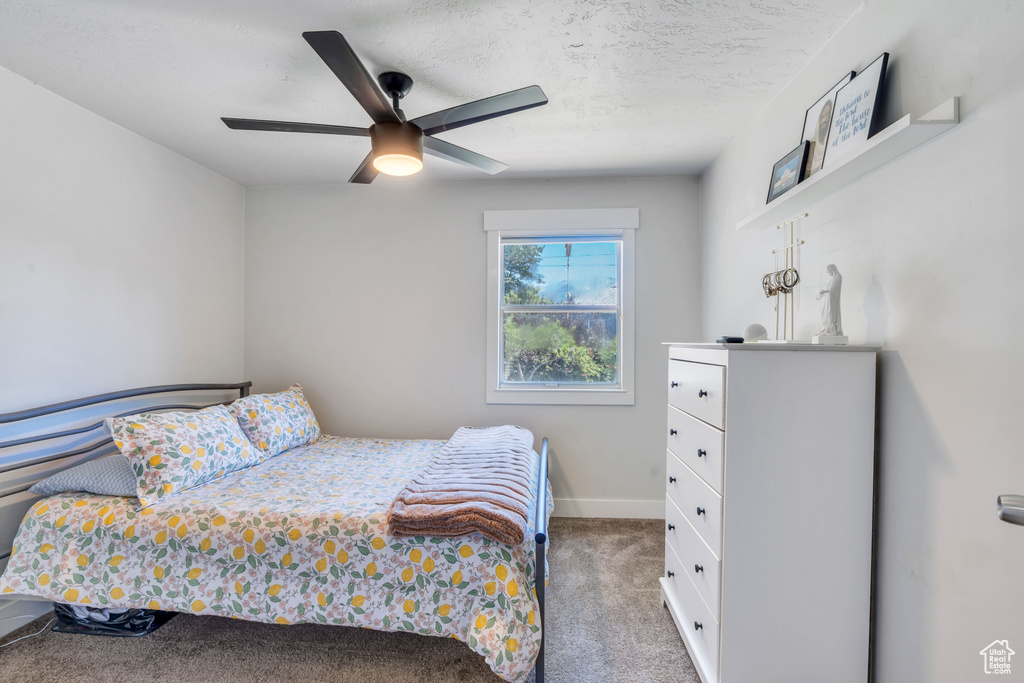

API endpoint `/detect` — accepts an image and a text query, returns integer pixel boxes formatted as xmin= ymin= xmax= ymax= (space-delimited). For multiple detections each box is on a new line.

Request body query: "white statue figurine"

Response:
xmin=813 ymin=264 xmax=848 ymax=344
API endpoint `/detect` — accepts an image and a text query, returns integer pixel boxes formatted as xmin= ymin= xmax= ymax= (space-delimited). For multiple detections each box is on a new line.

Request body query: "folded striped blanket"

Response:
xmin=386 ymin=425 xmax=536 ymax=545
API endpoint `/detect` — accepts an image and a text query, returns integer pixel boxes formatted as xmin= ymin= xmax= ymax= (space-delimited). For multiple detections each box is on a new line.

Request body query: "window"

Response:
xmin=485 ymin=209 xmax=637 ymax=405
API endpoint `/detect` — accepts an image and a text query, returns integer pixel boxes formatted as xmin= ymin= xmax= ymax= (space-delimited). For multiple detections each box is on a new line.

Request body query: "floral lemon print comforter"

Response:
xmin=0 ymin=436 xmax=548 ymax=682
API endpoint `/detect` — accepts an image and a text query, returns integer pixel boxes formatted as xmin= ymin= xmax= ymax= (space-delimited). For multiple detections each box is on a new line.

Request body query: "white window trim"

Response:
xmin=484 ymin=208 xmax=637 ymax=405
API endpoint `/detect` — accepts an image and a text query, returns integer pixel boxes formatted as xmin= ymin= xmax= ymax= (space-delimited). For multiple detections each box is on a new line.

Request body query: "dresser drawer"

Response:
xmin=666 ymin=451 xmax=723 ymax=556
xmin=666 ymin=496 xmax=721 ymax=621
xmin=665 ymin=542 xmax=720 ymax=681
xmin=668 ymin=360 xmax=725 ymax=429
xmin=667 ymin=405 xmax=725 ymax=494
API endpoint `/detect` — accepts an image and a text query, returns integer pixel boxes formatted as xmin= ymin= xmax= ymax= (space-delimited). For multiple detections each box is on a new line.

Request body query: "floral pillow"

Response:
xmin=106 ymin=405 xmax=260 ymax=507
xmin=229 ymin=384 xmax=321 ymax=458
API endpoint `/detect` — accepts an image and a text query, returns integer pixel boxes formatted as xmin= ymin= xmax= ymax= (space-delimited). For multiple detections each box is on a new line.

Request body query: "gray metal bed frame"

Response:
xmin=0 ymin=382 xmax=550 ymax=682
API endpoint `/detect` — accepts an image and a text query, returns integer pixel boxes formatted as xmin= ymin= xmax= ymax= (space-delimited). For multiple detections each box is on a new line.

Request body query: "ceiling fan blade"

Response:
xmin=422 ymin=136 xmax=509 ymax=175
xmin=302 ymin=31 xmax=400 ymax=125
xmin=349 ymin=152 xmax=379 ymax=184
xmin=411 ymin=85 xmax=548 ymax=136
xmin=222 ymin=118 xmax=370 ymax=137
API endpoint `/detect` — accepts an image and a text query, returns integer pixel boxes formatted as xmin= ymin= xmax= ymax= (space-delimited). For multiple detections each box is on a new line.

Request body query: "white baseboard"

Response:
xmin=0 ymin=598 xmax=51 ymax=639
xmin=552 ymin=498 xmax=664 ymax=519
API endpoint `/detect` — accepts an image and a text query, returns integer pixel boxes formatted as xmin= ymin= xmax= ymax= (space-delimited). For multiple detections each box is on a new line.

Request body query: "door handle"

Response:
xmin=998 ymin=495 xmax=1024 ymax=526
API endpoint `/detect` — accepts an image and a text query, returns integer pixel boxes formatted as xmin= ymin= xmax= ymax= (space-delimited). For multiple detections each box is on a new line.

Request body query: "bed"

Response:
xmin=0 ymin=383 xmax=550 ymax=683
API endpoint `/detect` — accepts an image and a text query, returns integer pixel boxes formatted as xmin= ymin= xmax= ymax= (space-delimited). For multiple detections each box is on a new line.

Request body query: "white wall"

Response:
xmin=0 ymin=66 xmax=246 ymax=413
xmin=700 ymin=1 xmax=1024 ymax=680
xmin=244 ymin=176 xmax=700 ymax=517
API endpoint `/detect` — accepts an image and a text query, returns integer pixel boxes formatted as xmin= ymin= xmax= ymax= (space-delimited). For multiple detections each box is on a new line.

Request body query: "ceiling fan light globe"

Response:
xmin=372 ymin=153 xmax=423 ymax=176
xmin=369 ymin=120 xmax=425 ymax=177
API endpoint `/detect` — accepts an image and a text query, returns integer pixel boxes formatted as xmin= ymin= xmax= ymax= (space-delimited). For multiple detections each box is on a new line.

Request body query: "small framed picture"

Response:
xmin=801 ymin=71 xmax=855 ymax=178
xmin=767 ymin=141 xmax=810 ymax=203
xmin=824 ymin=52 xmax=889 ymax=168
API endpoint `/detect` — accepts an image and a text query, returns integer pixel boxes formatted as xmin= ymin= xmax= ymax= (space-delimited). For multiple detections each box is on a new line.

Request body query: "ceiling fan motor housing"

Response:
xmin=370 ymin=120 xmax=423 ymax=161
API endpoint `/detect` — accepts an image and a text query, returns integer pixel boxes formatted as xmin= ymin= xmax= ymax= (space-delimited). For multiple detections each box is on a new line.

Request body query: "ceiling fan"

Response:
xmin=221 ymin=31 xmax=548 ymax=184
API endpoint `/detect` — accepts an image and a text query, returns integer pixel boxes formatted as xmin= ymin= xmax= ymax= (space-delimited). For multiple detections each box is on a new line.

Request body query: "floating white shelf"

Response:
xmin=737 ymin=97 xmax=960 ymax=230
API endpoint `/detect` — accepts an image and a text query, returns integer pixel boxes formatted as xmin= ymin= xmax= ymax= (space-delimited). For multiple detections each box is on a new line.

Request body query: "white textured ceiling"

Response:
xmin=0 ymin=0 xmax=863 ymax=186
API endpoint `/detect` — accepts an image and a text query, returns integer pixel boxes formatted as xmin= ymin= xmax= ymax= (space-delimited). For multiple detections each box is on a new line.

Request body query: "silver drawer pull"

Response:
xmin=697 ymin=449 xmax=706 ymax=458
xmin=671 ymin=381 xmax=679 ymax=388
xmin=668 ymin=476 xmax=677 ymax=483
xmin=669 ymin=429 xmax=677 ymax=436
xmin=698 ymin=389 xmax=708 ymax=398
xmin=696 ymin=507 xmax=706 ymax=516
xmin=694 ymin=621 xmax=703 ymax=631
xmin=667 ymin=523 xmax=676 ymax=531
xmin=694 ymin=564 xmax=703 ymax=573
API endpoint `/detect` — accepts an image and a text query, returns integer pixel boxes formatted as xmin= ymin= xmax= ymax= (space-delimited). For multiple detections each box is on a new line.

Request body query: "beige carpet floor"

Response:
xmin=0 ymin=518 xmax=698 ymax=683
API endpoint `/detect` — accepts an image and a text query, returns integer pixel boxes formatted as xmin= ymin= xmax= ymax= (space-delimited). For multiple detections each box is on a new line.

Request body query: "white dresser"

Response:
xmin=661 ymin=343 xmax=877 ymax=683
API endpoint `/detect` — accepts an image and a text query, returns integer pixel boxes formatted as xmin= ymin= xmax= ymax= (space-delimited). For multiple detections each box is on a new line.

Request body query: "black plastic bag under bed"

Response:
xmin=51 ymin=603 xmax=176 ymax=637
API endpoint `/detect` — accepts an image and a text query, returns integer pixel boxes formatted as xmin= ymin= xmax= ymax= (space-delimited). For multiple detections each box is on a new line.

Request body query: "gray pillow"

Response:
xmin=29 ymin=455 xmax=137 ymax=498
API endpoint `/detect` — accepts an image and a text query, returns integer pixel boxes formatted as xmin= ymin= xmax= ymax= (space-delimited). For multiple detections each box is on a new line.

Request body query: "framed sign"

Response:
xmin=801 ymin=71 xmax=855 ymax=178
xmin=767 ymin=141 xmax=810 ymax=203
xmin=824 ymin=52 xmax=889 ymax=168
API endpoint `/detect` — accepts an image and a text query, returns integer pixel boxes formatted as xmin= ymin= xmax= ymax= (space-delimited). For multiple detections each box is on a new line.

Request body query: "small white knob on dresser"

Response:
xmin=660 ymin=342 xmax=877 ymax=683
